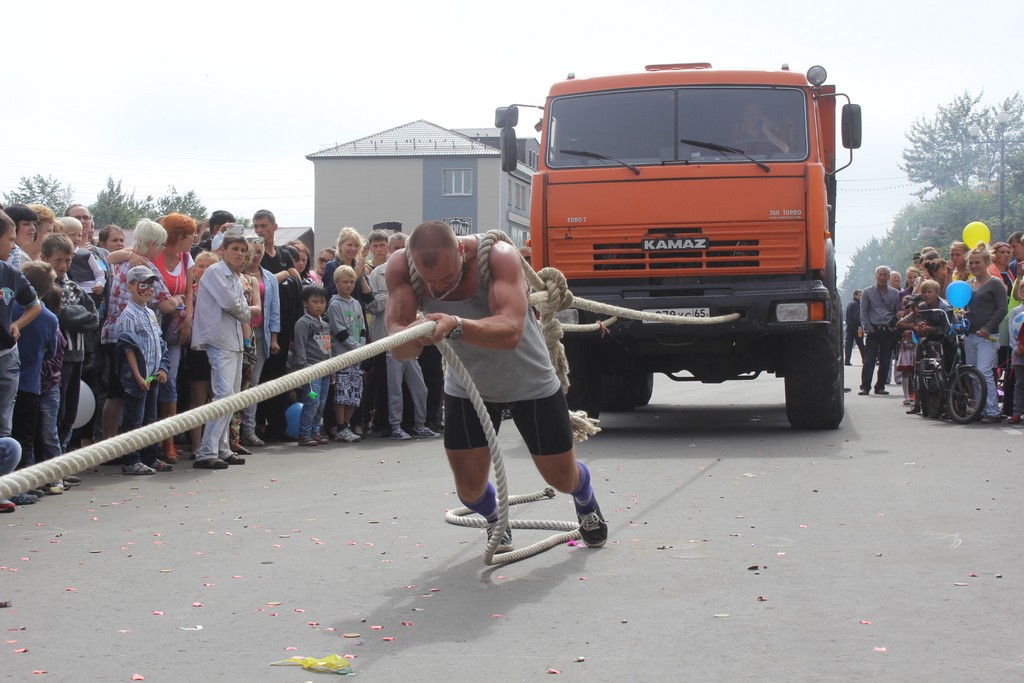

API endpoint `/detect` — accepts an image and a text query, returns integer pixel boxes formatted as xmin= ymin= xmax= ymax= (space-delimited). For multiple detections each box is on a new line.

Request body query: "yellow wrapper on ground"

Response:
xmin=269 ymin=653 xmax=354 ymax=674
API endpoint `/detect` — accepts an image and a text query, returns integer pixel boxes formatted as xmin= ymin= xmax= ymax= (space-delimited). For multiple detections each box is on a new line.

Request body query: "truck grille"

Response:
xmin=548 ymin=225 xmax=805 ymax=276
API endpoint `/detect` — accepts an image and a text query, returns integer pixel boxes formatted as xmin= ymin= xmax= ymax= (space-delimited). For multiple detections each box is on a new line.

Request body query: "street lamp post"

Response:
xmin=970 ymin=111 xmax=1011 ymax=241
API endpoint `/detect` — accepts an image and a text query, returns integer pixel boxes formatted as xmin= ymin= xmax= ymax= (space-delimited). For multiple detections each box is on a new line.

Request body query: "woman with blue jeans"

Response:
xmin=964 ymin=245 xmax=1008 ymax=423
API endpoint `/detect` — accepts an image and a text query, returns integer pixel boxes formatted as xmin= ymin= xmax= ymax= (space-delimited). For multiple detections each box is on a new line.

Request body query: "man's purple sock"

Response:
xmin=571 ymin=462 xmax=596 ymax=514
xmin=462 ymin=482 xmax=498 ymax=523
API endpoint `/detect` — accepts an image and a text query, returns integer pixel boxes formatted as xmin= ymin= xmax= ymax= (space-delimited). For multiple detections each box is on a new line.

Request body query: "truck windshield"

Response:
xmin=547 ymin=87 xmax=808 ymax=168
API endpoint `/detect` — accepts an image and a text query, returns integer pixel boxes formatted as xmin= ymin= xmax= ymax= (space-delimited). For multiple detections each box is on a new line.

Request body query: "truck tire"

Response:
xmin=784 ymin=333 xmax=844 ymax=430
xmin=565 ymin=340 xmax=602 ymax=419
xmin=635 ymin=372 xmax=655 ymax=407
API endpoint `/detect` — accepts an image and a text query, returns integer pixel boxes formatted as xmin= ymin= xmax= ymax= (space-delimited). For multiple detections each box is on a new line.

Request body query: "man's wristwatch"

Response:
xmin=447 ymin=316 xmax=463 ymax=341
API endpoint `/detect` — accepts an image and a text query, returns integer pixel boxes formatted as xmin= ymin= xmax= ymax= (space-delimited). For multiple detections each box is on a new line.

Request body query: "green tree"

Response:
xmin=155 ymin=186 xmax=207 ymax=220
xmin=901 ymin=92 xmax=1024 ymax=197
xmin=3 ymin=174 xmax=75 ymax=212
xmin=90 ymin=177 xmax=154 ymax=229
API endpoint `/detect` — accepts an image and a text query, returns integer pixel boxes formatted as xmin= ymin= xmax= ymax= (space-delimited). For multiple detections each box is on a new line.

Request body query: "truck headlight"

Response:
xmin=776 ymin=303 xmax=809 ymax=322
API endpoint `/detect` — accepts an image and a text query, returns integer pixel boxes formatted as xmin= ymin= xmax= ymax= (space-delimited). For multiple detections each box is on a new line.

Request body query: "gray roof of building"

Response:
xmin=452 ymin=127 xmax=501 ymax=138
xmin=307 ymin=120 xmax=500 ymax=159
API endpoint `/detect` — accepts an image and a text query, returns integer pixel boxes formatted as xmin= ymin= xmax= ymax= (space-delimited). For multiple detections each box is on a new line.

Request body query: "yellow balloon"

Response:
xmin=963 ymin=221 xmax=991 ymax=248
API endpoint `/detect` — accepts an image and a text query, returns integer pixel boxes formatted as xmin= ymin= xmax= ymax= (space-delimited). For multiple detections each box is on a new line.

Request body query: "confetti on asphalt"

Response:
xmin=132 ymin=675 xmax=145 ymax=680
xmin=713 ymin=614 xmax=730 ymax=618
xmin=874 ymin=647 xmax=887 ymax=653
xmin=547 ymin=668 xmax=561 ymax=674
xmin=953 ymin=583 xmax=969 ymax=587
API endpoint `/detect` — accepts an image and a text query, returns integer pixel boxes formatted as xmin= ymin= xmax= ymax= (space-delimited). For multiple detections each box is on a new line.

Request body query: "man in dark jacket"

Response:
xmin=844 ymin=289 xmax=863 ymax=365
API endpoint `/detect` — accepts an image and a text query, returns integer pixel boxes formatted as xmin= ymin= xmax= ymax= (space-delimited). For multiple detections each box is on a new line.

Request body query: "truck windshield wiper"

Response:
xmin=680 ymin=138 xmax=770 ymax=173
xmin=559 ymin=149 xmax=641 ymax=175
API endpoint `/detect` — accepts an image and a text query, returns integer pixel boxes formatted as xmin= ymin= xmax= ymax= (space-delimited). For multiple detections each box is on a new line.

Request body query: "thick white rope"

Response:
xmin=0 ymin=322 xmax=436 ymax=500
xmin=5 ymin=233 xmax=740 ymax=566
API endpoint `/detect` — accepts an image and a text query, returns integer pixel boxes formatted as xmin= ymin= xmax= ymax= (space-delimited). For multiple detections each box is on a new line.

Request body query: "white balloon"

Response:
xmin=73 ymin=381 xmax=96 ymax=430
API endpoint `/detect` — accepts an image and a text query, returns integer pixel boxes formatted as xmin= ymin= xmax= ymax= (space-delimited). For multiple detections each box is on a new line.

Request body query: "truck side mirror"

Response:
xmin=495 ymin=106 xmax=519 ymax=128
xmin=500 ymin=128 xmax=518 ymax=172
xmin=841 ymin=104 xmax=862 ymax=150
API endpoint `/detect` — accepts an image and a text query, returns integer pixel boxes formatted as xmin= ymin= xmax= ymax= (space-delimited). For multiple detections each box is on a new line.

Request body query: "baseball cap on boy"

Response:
xmin=126 ymin=265 xmax=160 ymax=284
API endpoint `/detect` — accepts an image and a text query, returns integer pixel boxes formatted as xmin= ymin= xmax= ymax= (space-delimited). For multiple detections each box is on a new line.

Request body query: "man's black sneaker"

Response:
xmin=577 ymin=503 xmax=608 ymax=548
xmin=874 ymin=389 xmax=889 ymax=395
xmin=486 ymin=523 xmax=514 ymax=553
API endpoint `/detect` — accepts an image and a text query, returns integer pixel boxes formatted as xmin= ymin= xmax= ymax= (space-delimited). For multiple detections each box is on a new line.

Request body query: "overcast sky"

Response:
xmin=4 ymin=0 xmax=1021 ymax=276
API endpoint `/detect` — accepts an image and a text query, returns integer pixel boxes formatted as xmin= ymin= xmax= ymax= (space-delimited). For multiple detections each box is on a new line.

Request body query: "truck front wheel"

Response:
xmin=784 ymin=334 xmax=844 ymax=429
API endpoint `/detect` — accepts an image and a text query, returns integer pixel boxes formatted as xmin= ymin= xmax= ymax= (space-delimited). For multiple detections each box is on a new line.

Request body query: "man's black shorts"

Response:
xmin=443 ymin=390 xmax=573 ymax=456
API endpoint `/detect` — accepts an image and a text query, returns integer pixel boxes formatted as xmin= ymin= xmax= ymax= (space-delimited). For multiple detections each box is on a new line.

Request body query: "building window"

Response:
xmin=528 ymin=149 xmax=539 ymax=169
xmin=513 ymin=182 xmax=529 ymax=210
xmin=443 ymin=169 xmax=473 ymax=196
xmin=444 ymin=218 xmax=473 ymax=235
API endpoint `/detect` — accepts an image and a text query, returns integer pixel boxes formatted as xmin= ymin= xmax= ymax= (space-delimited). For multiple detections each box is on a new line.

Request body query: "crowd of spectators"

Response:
xmin=847 ymin=233 xmax=1024 ymax=423
xmin=0 ymin=203 xmax=443 ymax=512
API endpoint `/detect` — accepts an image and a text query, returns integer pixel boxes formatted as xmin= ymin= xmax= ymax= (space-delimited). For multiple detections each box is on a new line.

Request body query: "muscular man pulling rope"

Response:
xmin=386 ymin=220 xmax=607 ymax=551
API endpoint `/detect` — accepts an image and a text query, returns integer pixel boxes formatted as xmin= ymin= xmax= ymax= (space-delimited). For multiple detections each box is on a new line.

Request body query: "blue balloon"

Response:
xmin=946 ymin=280 xmax=972 ymax=308
xmin=285 ymin=402 xmax=303 ymax=439
xmin=1012 ymin=310 xmax=1024 ymax=341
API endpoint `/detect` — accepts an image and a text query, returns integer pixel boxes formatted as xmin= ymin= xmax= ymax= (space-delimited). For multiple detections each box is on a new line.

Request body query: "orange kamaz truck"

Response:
xmin=496 ymin=63 xmax=861 ymax=429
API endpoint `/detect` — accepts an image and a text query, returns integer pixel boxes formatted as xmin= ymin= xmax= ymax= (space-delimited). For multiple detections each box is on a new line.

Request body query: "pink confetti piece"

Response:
xmin=118 ymin=630 xmax=130 ymax=634
xmin=65 ymin=587 xmax=77 ymax=592
xmin=284 ymin=647 xmax=297 ymax=651
xmin=860 ymin=620 xmax=872 ymax=625
xmin=132 ymin=675 xmax=145 ymax=681
xmin=35 ymin=523 xmax=45 ymax=527
xmin=578 ymin=577 xmax=589 ymax=581
xmin=32 ymin=670 xmax=47 ymax=674
xmin=429 ymin=588 xmax=441 ymax=592
xmin=371 ymin=625 xmax=383 ymax=630
xmin=547 ymin=669 xmax=561 ymax=674
xmin=404 ymin=585 xmax=416 ymax=589
xmin=490 ymin=614 xmax=503 ymax=619
xmin=152 ymin=611 xmax=164 ymax=616
xmin=382 ymin=637 xmax=395 ymax=641
xmin=192 ymin=602 xmax=203 ymax=607
xmin=873 ymin=647 xmax=887 ymax=653
xmin=14 ymin=647 xmax=28 ymax=652
xmin=799 ymin=524 xmax=808 ymax=529
xmin=4 ymin=640 xmax=17 ymax=644
xmin=567 ymin=540 xmax=580 ymax=547
xmin=19 ymin=557 xmax=29 ymax=562
xmin=401 ymin=621 xmax=414 ymax=626
xmin=203 ymin=583 xmax=214 ymax=587
xmin=294 ymin=608 xmax=306 ymax=613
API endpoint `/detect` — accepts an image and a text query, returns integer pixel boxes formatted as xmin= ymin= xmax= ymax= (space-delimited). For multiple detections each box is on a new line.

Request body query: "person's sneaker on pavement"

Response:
xmin=577 ymin=503 xmax=608 ymax=548
xmin=390 ymin=428 xmax=412 ymax=441
xmin=122 ymin=462 xmax=156 ymax=475
xmin=334 ymin=427 xmax=361 ymax=443
xmin=486 ymin=522 xmax=514 ymax=552
xmin=11 ymin=492 xmax=38 ymax=505
xmin=410 ymin=426 xmax=440 ymax=438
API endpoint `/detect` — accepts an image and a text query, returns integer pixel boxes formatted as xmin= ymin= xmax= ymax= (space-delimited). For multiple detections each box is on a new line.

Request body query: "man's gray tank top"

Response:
xmin=420 ymin=236 xmax=560 ymax=403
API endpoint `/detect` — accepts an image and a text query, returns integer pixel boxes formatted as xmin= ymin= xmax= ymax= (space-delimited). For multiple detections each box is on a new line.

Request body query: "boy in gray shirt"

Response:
xmin=292 ymin=285 xmax=332 ymax=446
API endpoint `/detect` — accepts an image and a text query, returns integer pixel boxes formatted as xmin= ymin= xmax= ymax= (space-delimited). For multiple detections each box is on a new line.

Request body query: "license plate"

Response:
xmin=642 ymin=307 xmax=711 ymax=322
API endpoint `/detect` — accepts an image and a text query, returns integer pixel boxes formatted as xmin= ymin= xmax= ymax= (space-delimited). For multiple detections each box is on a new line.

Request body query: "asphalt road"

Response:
xmin=2 ymin=365 xmax=1022 ymax=682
